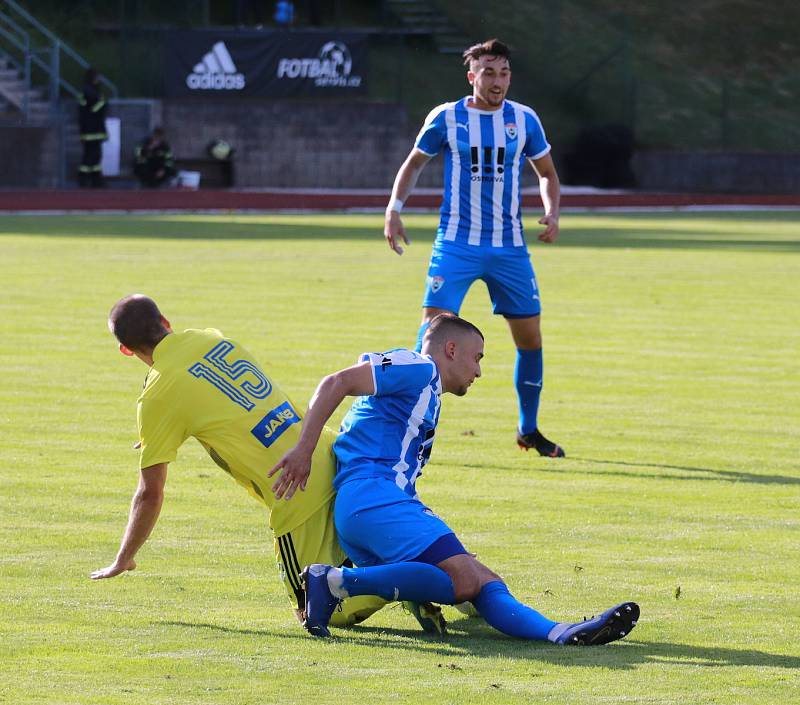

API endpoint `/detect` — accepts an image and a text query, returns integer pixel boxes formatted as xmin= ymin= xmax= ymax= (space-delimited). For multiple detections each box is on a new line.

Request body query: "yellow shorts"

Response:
xmin=274 ymin=501 xmax=386 ymax=627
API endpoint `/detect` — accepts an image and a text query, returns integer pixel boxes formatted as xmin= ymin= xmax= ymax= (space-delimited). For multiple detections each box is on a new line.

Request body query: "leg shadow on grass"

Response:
xmin=561 ymin=457 xmax=800 ymax=486
xmin=602 ymin=639 xmax=800 ymax=670
xmin=462 ymin=459 xmax=800 ymax=486
xmin=445 ymin=618 xmax=800 ymax=669
xmin=158 ymin=619 xmax=472 ymax=658
xmin=158 ymin=619 xmax=799 ymax=669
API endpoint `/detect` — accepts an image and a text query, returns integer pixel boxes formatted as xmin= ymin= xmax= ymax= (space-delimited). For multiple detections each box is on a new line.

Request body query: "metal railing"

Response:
xmin=0 ymin=0 xmax=117 ymax=121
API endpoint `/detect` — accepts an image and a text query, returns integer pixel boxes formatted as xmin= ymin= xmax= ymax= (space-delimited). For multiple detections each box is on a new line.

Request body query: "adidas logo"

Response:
xmin=186 ymin=41 xmax=245 ymax=90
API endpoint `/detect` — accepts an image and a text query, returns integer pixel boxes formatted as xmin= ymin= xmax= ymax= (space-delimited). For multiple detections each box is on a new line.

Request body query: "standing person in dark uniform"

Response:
xmin=77 ymin=68 xmax=107 ymax=188
xmin=133 ymin=127 xmax=176 ymax=188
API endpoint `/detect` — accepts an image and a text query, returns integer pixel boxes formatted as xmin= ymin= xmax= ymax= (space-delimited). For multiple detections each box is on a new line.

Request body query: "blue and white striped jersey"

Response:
xmin=415 ymin=96 xmax=550 ymax=248
xmin=332 ymin=349 xmax=442 ymax=498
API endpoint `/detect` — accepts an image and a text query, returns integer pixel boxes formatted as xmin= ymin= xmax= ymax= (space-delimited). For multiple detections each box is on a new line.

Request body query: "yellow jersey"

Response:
xmin=137 ymin=328 xmax=336 ymax=535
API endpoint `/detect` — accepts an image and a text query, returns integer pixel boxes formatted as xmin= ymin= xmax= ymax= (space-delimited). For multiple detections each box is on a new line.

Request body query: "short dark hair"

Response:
xmin=424 ymin=313 xmax=484 ymax=347
xmin=462 ymin=38 xmax=511 ymax=67
xmin=108 ymin=294 xmax=169 ymax=351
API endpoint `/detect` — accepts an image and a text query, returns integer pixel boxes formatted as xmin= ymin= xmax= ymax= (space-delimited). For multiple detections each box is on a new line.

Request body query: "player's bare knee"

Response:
xmin=514 ymin=331 xmax=542 ymax=350
xmin=507 ymin=316 xmax=542 ymax=350
xmin=451 ymin=572 xmax=483 ymax=603
xmin=439 ymin=555 xmax=495 ymax=602
xmin=476 ymin=562 xmax=502 ymax=584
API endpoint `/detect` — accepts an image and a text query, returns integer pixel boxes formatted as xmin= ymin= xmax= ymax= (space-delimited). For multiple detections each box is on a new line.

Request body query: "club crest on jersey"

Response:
xmin=428 ymin=275 xmax=445 ymax=293
xmin=505 ymin=123 xmax=518 ymax=140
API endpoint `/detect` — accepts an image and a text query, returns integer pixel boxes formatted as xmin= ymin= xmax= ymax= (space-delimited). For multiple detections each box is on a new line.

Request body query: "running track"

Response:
xmin=1 ymin=189 xmax=798 ymax=213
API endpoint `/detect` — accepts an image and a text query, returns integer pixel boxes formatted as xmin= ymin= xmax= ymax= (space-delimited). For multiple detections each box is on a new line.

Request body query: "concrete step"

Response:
xmin=0 ymin=87 xmax=48 ymax=108
xmin=0 ymin=78 xmax=29 ymax=91
xmin=0 ymin=80 xmax=45 ymax=96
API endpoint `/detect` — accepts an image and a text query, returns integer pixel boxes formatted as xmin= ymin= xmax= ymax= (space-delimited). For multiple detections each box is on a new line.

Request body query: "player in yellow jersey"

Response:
xmin=91 ymin=294 xmax=395 ymax=629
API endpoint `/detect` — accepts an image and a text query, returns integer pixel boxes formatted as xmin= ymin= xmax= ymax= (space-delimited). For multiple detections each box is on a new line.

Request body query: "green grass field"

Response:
xmin=1 ymin=211 xmax=799 ymax=704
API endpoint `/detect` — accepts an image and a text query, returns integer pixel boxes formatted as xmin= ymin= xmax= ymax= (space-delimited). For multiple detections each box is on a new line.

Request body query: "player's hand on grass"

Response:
xmin=269 ymin=447 xmax=312 ymax=500
xmin=537 ymin=214 xmax=559 ymax=243
xmin=385 ymin=211 xmax=410 ymax=255
xmin=90 ymin=558 xmax=136 ymax=580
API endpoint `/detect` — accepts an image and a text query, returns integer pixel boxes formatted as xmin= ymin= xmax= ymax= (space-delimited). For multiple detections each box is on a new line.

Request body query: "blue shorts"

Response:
xmin=333 ymin=477 xmax=467 ymax=567
xmin=422 ymin=240 xmax=541 ymax=318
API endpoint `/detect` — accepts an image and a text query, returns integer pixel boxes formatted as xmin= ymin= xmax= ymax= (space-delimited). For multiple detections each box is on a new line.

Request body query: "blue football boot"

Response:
xmin=554 ymin=602 xmax=639 ymax=645
xmin=301 ymin=564 xmax=341 ymax=638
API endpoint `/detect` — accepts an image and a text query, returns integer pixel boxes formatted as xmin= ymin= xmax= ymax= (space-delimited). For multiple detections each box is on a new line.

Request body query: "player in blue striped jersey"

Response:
xmin=269 ymin=314 xmax=639 ymax=644
xmin=384 ymin=38 xmax=565 ymax=458
xmin=332 ymin=349 xmax=442 ymax=503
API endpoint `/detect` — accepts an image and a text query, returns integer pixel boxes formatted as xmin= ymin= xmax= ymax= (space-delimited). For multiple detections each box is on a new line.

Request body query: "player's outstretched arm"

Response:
xmin=384 ymin=149 xmax=432 ymax=255
xmin=530 ymin=153 xmax=561 ymax=243
xmin=269 ymin=361 xmax=376 ymax=500
xmin=90 ymin=463 xmax=167 ymax=579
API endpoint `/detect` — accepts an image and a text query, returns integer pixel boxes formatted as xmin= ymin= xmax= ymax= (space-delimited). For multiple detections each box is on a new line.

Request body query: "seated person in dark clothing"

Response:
xmin=134 ymin=128 xmax=176 ymax=188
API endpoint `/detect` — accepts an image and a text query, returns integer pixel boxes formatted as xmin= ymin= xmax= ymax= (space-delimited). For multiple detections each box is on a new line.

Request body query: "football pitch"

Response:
xmin=1 ymin=210 xmax=799 ymax=705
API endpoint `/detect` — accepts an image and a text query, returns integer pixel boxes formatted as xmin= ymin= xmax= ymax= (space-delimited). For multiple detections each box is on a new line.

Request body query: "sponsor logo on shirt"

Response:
xmin=251 ymin=401 xmax=300 ymax=448
xmin=469 ymin=145 xmax=505 ymax=182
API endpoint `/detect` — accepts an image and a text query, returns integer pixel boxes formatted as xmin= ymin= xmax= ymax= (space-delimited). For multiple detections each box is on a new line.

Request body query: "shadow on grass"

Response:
xmin=0 ymin=216 xmax=387 ymax=242
xmin=159 ymin=620 xmax=800 ymax=670
xmin=1 ymin=215 xmax=798 ymax=252
xmin=558 ymin=233 xmax=800 ymax=252
xmin=560 ymin=457 xmax=800 ymax=486
xmin=462 ymin=458 xmax=800 ymax=485
xmin=159 ymin=620 xmax=469 ymax=658
xmin=618 ymin=640 xmax=800 ymax=669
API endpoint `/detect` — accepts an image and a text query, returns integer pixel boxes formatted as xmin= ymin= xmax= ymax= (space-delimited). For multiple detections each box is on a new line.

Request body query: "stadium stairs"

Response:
xmin=0 ymin=59 xmax=51 ymax=123
xmin=0 ymin=0 xmax=121 ymax=187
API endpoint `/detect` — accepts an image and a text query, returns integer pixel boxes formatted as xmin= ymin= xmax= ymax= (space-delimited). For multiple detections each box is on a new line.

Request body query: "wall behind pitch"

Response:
xmin=161 ymin=99 xmax=444 ymax=189
xmin=0 ymin=126 xmax=60 ymax=188
xmin=632 ymin=152 xmax=800 ymax=193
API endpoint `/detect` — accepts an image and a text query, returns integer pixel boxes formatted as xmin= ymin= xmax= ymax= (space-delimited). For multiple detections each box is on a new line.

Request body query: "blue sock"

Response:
xmin=340 ymin=562 xmax=456 ymax=604
xmin=515 ymin=348 xmax=543 ymax=435
xmin=472 ymin=581 xmax=558 ymax=640
xmin=414 ymin=320 xmax=431 ymax=352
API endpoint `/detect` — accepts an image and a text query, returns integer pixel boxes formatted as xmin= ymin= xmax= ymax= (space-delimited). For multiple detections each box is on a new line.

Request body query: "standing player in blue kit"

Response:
xmin=384 ymin=38 xmax=565 ymax=458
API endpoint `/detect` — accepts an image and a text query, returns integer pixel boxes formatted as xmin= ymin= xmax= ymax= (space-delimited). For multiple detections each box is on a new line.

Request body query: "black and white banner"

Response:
xmin=165 ymin=31 xmax=367 ymax=97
